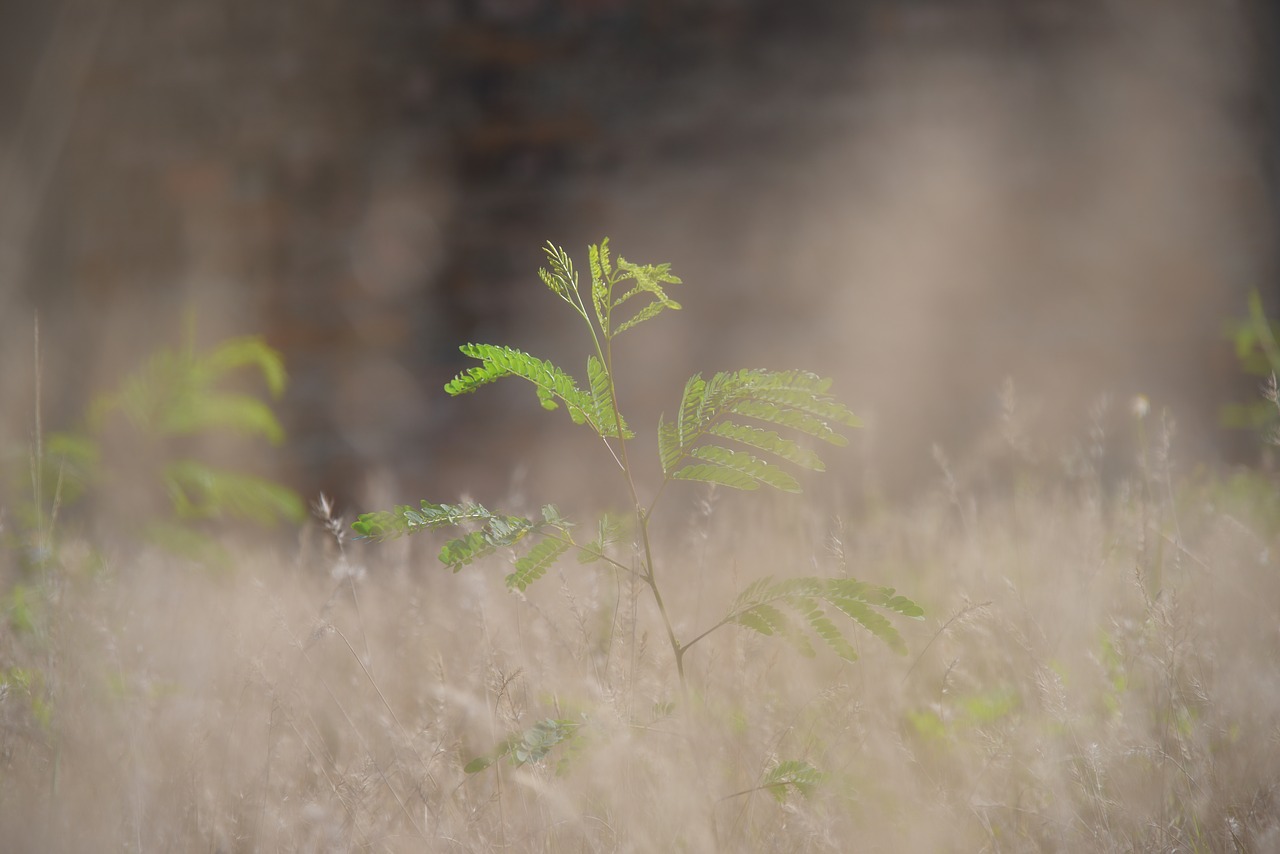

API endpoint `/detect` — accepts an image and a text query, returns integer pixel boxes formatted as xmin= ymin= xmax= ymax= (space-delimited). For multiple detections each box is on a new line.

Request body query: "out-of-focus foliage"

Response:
xmin=1222 ymin=289 xmax=1280 ymax=437
xmin=6 ymin=332 xmax=302 ymax=573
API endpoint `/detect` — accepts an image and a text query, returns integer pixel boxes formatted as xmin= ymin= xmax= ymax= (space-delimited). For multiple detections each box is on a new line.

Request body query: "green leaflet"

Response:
xmin=670 ymin=462 xmax=761 ymax=491
xmin=95 ymin=336 xmax=289 ymax=444
xmin=729 ymin=400 xmax=849 ymax=446
xmin=444 ymin=344 xmax=586 ymax=412
xmin=507 ymin=537 xmax=571 ymax=591
xmin=352 ymin=501 xmax=495 ymax=541
xmin=465 ymin=718 xmax=581 ymax=774
xmin=827 ymin=578 xmax=926 ymax=619
xmin=762 ymin=760 xmax=825 ymax=803
xmin=732 ymin=602 xmax=788 ymax=637
xmin=577 ymin=513 xmax=626 ymax=564
xmin=683 ymin=445 xmax=800 ymax=492
xmin=795 ymin=596 xmax=859 ymax=662
xmin=439 ymin=530 xmax=498 ymax=571
xmin=826 ymin=595 xmax=906 ymax=656
xmin=439 ymin=514 xmax=538 ymax=572
xmin=166 ymin=393 xmax=287 ymax=445
xmin=610 ymin=258 xmax=682 ymax=336
xmin=708 ymin=422 xmax=824 ymax=471
xmin=586 ymin=355 xmax=632 ymax=439
xmin=587 ymin=236 xmax=684 ymax=338
xmin=660 ymin=368 xmax=858 ymax=492
xmin=351 ymin=500 xmax=577 ymax=592
xmin=677 ymin=374 xmax=708 ymax=448
xmin=656 ymin=419 xmax=682 ymax=473
xmin=726 ymin=576 xmax=923 ymax=661
xmin=588 ymin=239 xmax=611 ymax=328
xmin=203 ymin=335 xmax=288 ymax=399
xmin=163 ymin=460 xmax=304 ymax=524
xmin=539 ymin=241 xmax=579 ymax=304
xmin=444 ymin=344 xmax=628 ymax=439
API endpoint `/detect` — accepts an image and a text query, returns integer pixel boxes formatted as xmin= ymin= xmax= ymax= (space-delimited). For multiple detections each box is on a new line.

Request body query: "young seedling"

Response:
xmin=353 ymin=239 xmax=923 ymax=775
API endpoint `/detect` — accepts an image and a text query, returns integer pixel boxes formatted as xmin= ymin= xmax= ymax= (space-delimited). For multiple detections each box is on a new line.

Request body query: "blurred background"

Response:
xmin=1 ymin=0 xmax=1277 ymax=515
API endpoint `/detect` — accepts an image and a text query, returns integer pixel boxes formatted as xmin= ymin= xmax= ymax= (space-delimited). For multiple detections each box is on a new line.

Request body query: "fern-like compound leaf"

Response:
xmin=708 ymin=422 xmax=824 ymax=470
xmin=676 ymin=374 xmax=708 ymax=451
xmin=722 ymin=576 xmax=923 ymax=661
xmin=825 ymin=595 xmax=907 ymax=655
xmin=727 ymin=400 xmax=849 ymax=446
xmin=205 ymin=335 xmax=288 ymax=399
xmin=353 ymin=501 xmax=501 ymax=541
xmin=670 ymin=462 xmax=760 ymax=491
xmin=164 ymin=392 xmax=288 ymax=445
xmin=445 ymin=343 xmax=626 ymax=438
xmin=162 ymin=460 xmax=304 ymax=524
xmin=608 ymin=257 xmax=683 ymax=337
xmin=684 ymin=445 xmax=801 ymax=492
xmin=578 ymin=513 xmax=626 ymax=564
xmin=795 ymin=596 xmax=859 ymax=661
xmin=512 ymin=718 xmax=580 ymax=765
xmin=464 ymin=718 xmax=581 ymax=774
xmin=586 ymin=356 xmax=632 ymax=439
xmin=762 ymin=760 xmax=825 ymax=803
xmin=657 ymin=417 xmax=682 ymax=473
xmin=732 ymin=602 xmax=789 ymax=636
xmin=539 ymin=241 xmax=579 ymax=304
xmin=507 ymin=536 xmax=572 ymax=592
xmin=588 ymin=238 xmax=611 ymax=330
xmin=661 ymin=368 xmax=858 ymax=490
xmin=353 ymin=498 xmax=581 ymax=593
xmin=540 ymin=504 xmax=572 ymax=527
xmin=439 ymin=512 xmax=536 ymax=571
xmin=828 ymin=579 xmax=926 ymax=620
xmin=613 ymin=299 xmax=668 ymax=336
xmin=440 ymin=530 xmax=497 ymax=571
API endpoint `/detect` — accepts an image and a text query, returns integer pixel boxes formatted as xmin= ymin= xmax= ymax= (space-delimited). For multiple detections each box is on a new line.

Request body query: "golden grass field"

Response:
xmin=3 ymin=402 xmax=1279 ymax=853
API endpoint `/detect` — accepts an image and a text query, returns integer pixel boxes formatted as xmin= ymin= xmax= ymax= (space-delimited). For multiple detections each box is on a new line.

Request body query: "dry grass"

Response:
xmin=3 ymin=415 xmax=1280 ymax=853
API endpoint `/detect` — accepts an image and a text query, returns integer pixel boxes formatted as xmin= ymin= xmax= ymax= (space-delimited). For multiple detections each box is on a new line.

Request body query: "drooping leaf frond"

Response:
xmin=660 ymin=369 xmax=860 ymax=492
xmin=444 ymin=344 xmax=629 ymax=438
xmin=162 ymin=460 xmax=304 ymax=524
xmin=94 ymin=337 xmax=289 ymax=445
xmin=163 ymin=393 xmax=287 ymax=445
xmin=725 ymin=576 xmax=923 ymax=660
xmin=204 ymin=335 xmax=288 ymax=399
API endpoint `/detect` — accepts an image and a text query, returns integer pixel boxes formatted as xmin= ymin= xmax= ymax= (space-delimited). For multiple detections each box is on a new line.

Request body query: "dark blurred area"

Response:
xmin=1 ymin=0 xmax=1277 ymax=513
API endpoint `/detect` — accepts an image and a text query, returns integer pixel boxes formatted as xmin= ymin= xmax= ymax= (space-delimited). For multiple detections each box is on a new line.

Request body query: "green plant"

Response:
xmin=7 ymin=329 xmax=303 ymax=570
xmin=354 ymin=239 xmax=923 ymax=778
xmin=87 ymin=331 xmax=301 ymax=520
xmin=1222 ymin=288 xmax=1280 ymax=437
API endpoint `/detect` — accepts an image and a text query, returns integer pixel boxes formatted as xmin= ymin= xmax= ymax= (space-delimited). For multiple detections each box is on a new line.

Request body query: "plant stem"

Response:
xmin=595 ymin=316 xmax=686 ymax=690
